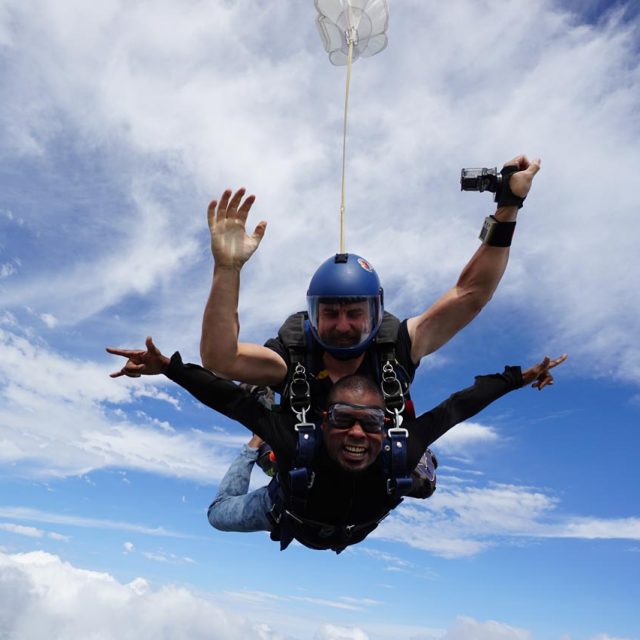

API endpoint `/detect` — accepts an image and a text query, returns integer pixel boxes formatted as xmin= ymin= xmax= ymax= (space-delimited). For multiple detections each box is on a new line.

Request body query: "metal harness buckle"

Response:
xmin=381 ymin=361 xmax=405 ymax=415
xmin=289 ymin=362 xmax=311 ymax=415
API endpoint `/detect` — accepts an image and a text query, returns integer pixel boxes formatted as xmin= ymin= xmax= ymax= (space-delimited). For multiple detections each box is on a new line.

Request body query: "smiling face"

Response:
xmin=321 ymin=386 xmax=385 ymax=473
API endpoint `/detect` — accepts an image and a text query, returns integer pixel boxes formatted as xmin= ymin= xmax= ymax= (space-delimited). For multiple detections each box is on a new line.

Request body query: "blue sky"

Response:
xmin=1 ymin=1 xmax=639 ymax=639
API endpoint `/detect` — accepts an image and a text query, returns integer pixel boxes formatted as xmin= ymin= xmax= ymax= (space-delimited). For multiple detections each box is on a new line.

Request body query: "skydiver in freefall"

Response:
xmin=107 ymin=338 xmax=566 ymax=553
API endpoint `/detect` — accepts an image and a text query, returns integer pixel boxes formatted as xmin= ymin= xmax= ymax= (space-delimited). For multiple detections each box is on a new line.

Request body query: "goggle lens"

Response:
xmin=325 ymin=403 xmax=386 ymax=434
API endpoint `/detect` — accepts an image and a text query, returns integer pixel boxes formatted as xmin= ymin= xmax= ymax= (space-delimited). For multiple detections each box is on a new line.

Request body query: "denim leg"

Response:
xmin=208 ymin=444 xmax=273 ymax=533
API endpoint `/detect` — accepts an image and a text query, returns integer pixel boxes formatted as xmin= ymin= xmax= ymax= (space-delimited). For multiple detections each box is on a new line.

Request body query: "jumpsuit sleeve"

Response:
xmin=165 ymin=352 xmax=288 ymax=448
xmin=407 ymin=366 xmax=524 ymax=464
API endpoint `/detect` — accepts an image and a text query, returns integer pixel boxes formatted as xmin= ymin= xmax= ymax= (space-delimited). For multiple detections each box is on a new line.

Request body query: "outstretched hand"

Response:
xmin=503 ymin=155 xmax=541 ymax=199
xmin=208 ymin=188 xmax=267 ymax=270
xmin=521 ymin=353 xmax=568 ymax=390
xmin=106 ymin=336 xmax=170 ymax=378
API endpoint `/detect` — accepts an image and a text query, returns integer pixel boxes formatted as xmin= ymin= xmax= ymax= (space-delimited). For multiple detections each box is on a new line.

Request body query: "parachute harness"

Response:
xmin=281 ymin=313 xmax=414 ymax=501
xmin=380 ymin=360 xmax=412 ymax=497
xmin=288 ymin=362 xmax=316 ymax=511
xmin=267 ymin=312 xmax=419 ymax=551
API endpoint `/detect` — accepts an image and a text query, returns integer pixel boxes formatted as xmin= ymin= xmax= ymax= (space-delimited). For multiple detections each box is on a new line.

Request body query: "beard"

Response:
xmin=319 ymin=327 xmax=363 ymax=347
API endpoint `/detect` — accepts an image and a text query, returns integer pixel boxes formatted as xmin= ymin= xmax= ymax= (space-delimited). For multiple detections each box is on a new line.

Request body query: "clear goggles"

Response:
xmin=324 ymin=402 xmax=387 ymax=434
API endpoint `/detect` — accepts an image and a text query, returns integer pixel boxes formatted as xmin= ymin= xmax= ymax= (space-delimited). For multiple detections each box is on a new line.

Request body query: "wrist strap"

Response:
xmin=479 ymin=216 xmax=516 ymax=247
xmin=495 ymin=165 xmax=525 ymax=209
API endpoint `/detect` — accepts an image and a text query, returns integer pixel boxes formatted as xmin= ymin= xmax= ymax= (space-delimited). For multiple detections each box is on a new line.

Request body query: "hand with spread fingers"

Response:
xmin=106 ymin=336 xmax=170 ymax=378
xmin=521 ymin=353 xmax=568 ymax=391
xmin=208 ymin=188 xmax=267 ymax=270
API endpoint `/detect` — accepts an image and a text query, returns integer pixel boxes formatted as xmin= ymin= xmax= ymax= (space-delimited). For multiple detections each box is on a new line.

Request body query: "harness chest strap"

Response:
xmin=383 ymin=418 xmax=413 ymax=498
xmin=287 ymin=418 xmax=316 ymax=514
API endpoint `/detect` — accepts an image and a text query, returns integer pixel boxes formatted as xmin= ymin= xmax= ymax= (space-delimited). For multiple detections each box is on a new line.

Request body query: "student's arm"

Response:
xmin=106 ymin=337 xmax=282 ymax=443
xmin=164 ymin=354 xmax=295 ymax=459
xmin=408 ymin=354 xmax=567 ymax=461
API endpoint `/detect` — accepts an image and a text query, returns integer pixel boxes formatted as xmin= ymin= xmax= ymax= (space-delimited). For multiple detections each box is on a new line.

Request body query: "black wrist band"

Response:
xmin=495 ymin=165 xmax=525 ymax=209
xmin=479 ymin=216 xmax=516 ymax=247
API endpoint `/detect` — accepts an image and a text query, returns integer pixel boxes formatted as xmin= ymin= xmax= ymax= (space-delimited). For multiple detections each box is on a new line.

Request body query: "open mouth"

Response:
xmin=343 ymin=444 xmax=366 ymax=459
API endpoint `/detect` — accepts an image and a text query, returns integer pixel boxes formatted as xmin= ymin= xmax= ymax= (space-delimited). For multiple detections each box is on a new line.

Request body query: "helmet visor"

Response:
xmin=307 ymin=295 xmax=382 ymax=353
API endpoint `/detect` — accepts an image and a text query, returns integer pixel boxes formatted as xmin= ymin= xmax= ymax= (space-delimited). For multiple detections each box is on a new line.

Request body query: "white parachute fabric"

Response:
xmin=315 ymin=0 xmax=389 ymax=66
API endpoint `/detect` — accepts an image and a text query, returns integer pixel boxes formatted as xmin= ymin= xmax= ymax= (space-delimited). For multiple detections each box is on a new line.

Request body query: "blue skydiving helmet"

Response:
xmin=306 ymin=253 xmax=384 ymax=358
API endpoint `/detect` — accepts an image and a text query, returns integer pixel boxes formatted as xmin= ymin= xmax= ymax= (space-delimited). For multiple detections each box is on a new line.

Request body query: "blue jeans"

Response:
xmin=208 ymin=445 xmax=274 ymax=532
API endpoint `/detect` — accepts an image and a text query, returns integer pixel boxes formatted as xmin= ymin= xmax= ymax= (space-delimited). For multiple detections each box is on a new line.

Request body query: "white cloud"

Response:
xmin=314 ymin=624 xmax=369 ymax=640
xmin=0 ymin=523 xmax=43 ymax=538
xmin=47 ymin=532 xmax=70 ymax=542
xmin=440 ymin=616 xmax=530 ymax=640
xmin=0 ymin=522 xmax=68 ymax=541
xmin=0 ymin=550 xmax=284 ymax=640
xmin=374 ymin=483 xmax=556 ymax=557
xmin=434 ymin=421 xmax=500 ymax=457
xmin=0 ymin=262 xmax=16 ymax=278
xmin=122 ymin=541 xmax=134 ymax=553
xmin=223 ymin=590 xmax=282 ymax=605
xmin=39 ymin=313 xmax=58 ymax=328
xmin=289 ymin=596 xmax=363 ymax=612
xmin=3 ymin=549 xmax=627 ymax=640
xmin=352 ymin=547 xmax=416 ymax=572
xmin=374 ymin=482 xmax=640 ymax=558
xmin=539 ymin=517 xmax=640 ymax=540
xmin=0 ymin=507 xmax=189 ymax=539
xmin=0 ymin=327 xmax=246 ymax=480
xmin=141 ymin=550 xmax=195 ymax=565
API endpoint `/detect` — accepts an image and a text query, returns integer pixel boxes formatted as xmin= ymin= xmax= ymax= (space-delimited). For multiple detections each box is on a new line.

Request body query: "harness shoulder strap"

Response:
xmin=375 ymin=311 xmax=401 ymax=350
xmin=277 ymin=311 xmax=308 ymax=361
xmin=278 ymin=311 xmax=314 ymax=415
xmin=374 ymin=312 xmax=412 ymax=403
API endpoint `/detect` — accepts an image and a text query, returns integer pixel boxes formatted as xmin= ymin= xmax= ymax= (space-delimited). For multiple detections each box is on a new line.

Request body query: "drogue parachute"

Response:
xmin=314 ymin=0 xmax=390 ymax=252
xmin=315 ymin=0 xmax=389 ymax=65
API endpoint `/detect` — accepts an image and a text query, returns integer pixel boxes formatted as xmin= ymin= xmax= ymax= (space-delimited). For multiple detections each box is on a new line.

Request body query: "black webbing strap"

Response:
xmin=495 ymin=164 xmax=525 ymax=208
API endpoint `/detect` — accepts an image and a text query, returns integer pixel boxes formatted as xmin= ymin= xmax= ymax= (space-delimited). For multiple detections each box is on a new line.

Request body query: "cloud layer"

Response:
xmin=0 ymin=551 xmax=282 ymax=640
xmin=375 ymin=482 xmax=640 ymax=558
xmin=2 ymin=550 xmax=628 ymax=640
xmin=0 ymin=322 xmax=244 ymax=480
xmin=0 ymin=550 xmax=571 ymax=640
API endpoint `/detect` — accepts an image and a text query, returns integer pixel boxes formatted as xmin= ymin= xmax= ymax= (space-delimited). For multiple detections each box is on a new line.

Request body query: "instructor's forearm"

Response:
xmin=457 ymin=206 xmax=520 ymax=302
xmin=456 ymin=244 xmax=508 ymax=310
xmin=456 ymin=204 xmax=520 ymax=302
xmin=200 ymin=265 xmax=242 ymax=375
xmin=408 ymin=205 xmax=520 ymax=361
